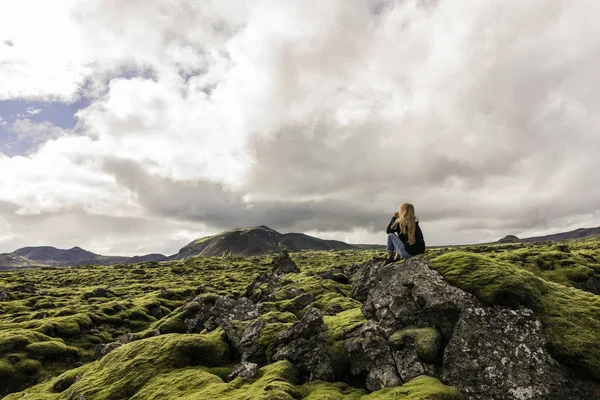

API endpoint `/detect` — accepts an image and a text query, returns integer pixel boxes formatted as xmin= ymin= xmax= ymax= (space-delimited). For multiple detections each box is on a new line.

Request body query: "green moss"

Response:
xmin=312 ymin=293 xmax=362 ymax=315
xmin=365 ymin=376 xmax=463 ymax=399
xmin=324 ymin=308 xmax=366 ymax=341
xmin=0 ymin=330 xmax=53 ymax=353
xmin=257 ymin=322 xmax=293 ymax=362
xmin=431 ymin=251 xmax=600 ymax=380
xmin=0 ymin=358 xmax=16 ymax=378
xmin=25 ymin=341 xmax=79 ymax=361
xmin=389 ymin=327 xmax=441 ymax=363
xmin=14 ymin=358 xmax=42 ymax=376
xmin=202 ymin=365 xmax=233 ymax=381
xmin=54 ymin=329 xmax=232 ymax=399
xmin=52 ymin=365 xmax=89 ymax=392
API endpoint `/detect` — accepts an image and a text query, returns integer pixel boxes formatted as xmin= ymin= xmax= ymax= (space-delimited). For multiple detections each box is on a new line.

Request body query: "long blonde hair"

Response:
xmin=392 ymin=203 xmax=417 ymax=245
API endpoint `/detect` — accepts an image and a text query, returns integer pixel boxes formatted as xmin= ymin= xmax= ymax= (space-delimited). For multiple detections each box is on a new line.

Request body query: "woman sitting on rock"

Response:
xmin=385 ymin=202 xmax=425 ymax=265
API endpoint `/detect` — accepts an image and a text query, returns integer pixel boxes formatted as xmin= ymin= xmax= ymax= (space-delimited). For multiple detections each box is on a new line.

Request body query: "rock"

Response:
xmin=160 ymin=288 xmax=174 ymax=299
xmin=209 ymin=296 xmax=266 ymax=350
xmin=294 ymin=292 xmax=316 ymax=310
xmin=319 ymin=268 xmax=350 ymax=284
xmin=182 ymin=297 xmax=214 ymax=333
xmin=33 ymin=312 xmax=49 ymax=319
xmin=350 ymin=259 xmax=384 ymax=302
xmin=324 ymin=304 xmax=343 ymax=316
xmin=273 ymin=308 xmax=334 ymax=381
xmin=228 ymin=361 xmax=260 ymax=382
xmin=245 ymin=251 xmax=301 ymax=302
xmin=95 ymin=333 xmax=136 ymax=359
xmin=443 ymin=306 xmax=586 ymax=400
xmin=389 ymin=327 xmax=441 ymax=382
xmin=244 ymin=272 xmax=270 ymax=302
xmin=8 ymin=354 xmax=20 ymax=364
xmin=147 ymin=304 xmax=163 ymax=319
xmin=94 ymin=342 xmax=122 ymax=359
xmin=271 ymin=250 xmax=300 ymax=275
xmin=354 ymin=258 xmax=476 ymax=339
xmin=238 ymin=319 xmax=266 ymax=362
xmin=11 ymin=282 xmax=36 ymax=294
xmin=0 ymin=290 xmax=10 ymax=301
xmin=116 ymin=333 xmax=136 ymax=344
xmin=345 ymin=320 xmax=402 ymax=391
xmin=581 ymin=276 xmax=600 ymax=295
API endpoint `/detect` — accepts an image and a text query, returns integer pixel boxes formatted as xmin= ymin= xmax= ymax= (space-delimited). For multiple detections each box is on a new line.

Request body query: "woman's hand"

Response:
xmin=393 ymin=211 xmax=400 ymax=218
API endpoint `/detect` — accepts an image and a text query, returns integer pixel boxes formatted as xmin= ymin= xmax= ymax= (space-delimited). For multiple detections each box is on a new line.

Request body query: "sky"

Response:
xmin=0 ymin=0 xmax=599 ymax=256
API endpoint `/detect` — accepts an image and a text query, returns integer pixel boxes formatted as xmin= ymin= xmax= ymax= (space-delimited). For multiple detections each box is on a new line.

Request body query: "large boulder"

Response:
xmin=443 ymin=306 xmax=592 ymax=400
xmin=354 ymin=258 xmax=476 ymax=339
xmin=272 ymin=307 xmax=334 ymax=381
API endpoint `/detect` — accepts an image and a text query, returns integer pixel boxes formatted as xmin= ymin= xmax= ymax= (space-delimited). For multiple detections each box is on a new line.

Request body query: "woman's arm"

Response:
xmin=386 ymin=216 xmax=397 ymax=234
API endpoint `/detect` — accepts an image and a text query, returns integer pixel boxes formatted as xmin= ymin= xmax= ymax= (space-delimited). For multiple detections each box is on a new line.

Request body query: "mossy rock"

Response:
xmin=51 ymin=364 xmax=89 ymax=392
xmin=324 ymin=308 xmax=366 ymax=341
xmin=0 ymin=330 xmax=54 ymax=353
xmin=431 ymin=251 xmax=600 ymax=380
xmin=56 ymin=329 xmax=233 ymax=399
xmin=25 ymin=341 xmax=79 ymax=361
xmin=389 ymin=327 xmax=441 ymax=364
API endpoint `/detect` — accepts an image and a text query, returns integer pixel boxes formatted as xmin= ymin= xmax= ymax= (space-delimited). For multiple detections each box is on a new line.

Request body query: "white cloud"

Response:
xmin=25 ymin=107 xmax=42 ymax=115
xmin=0 ymin=117 xmax=6 ymax=126
xmin=0 ymin=0 xmax=599 ymax=254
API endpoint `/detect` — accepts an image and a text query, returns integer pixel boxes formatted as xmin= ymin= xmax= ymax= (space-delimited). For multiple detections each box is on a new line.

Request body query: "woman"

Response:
xmin=385 ymin=203 xmax=425 ymax=265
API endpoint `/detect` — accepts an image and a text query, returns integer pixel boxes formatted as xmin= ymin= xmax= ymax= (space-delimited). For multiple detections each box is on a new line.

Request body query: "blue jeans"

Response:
xmin=387 ymin=233 xmax=412 ymax=259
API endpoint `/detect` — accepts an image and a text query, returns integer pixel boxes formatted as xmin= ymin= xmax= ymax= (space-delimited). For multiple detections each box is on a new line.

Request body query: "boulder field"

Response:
xmin=4 ymin=251 xmax=599 ymax=400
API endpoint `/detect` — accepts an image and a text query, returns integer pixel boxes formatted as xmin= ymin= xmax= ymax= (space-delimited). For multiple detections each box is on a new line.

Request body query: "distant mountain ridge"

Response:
xmin=498 ymin=226 xmax=600 ymax=244
xmin=174 ymin=225 xmax=353 ymax=258
xmin=0 ymin=247 xmax=167 ymax=269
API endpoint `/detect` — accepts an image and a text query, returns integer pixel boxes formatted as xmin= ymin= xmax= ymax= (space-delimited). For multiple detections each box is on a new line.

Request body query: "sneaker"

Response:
xmin=383 ymin=257 xmax=395 ymax=266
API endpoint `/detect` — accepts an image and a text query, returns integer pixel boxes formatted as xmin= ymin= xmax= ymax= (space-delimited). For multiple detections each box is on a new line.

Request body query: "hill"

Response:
xmin=522 ymin=226 xmax=600 ymax=242
xmin=174 ymin=225 xmax=354 ymax=258
xmin=497 ymin=235 xmax=523 ymax=244
xmin=8 ymin=246 xmax=167 ymax=268
xmin=0 ymin=253 xmax=47 ymax=269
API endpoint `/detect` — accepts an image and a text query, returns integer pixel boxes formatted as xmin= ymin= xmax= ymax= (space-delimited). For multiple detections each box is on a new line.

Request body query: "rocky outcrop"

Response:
xmin=348 ymin=258 xmax=598 ymax=400
xmin=356 ymin=258 xmax=476 ymax=339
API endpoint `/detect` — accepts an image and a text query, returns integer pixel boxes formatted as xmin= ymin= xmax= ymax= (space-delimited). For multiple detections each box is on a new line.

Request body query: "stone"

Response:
xmin=354 ymin=258 xmax=476 ymax=339
xmin=228 ymin=361 xmax=260 ymax=382
xmin=443 ymin=306 xmax=588 ymax=400
xmin=345 ymin=320 xmax=402 ymax=391
xmin=273 ymin=308 xmax=334 ymax=381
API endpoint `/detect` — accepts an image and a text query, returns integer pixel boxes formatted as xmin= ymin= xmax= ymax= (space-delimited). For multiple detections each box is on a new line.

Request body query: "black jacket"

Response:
xmin=386 ymin=217 xmax=426 ymax=256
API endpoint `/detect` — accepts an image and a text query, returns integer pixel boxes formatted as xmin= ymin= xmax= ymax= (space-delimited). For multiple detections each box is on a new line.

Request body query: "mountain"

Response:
xmin=175 ymin=225 xmax=354 ymax=258
xmin=7 ymin=246 xmax=167 ymax=268
xmin=522 ymin=226 xmax=600 ymax=242
xmin=0 ymin=253 xmax=48 ymax=269
xmin=497 ymin=235 xmax=523 ymax=244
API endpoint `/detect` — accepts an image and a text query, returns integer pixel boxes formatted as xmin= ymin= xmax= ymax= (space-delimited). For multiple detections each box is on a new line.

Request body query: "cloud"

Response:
xmin=0 ymin=0 xmax=599 ymax=254
xmin=0 ymin=117 xmax=6 ymax=126
xmin=3 ymin=40 xmax=13 ymax=47
xmin=25 ymin=107 xmax=41 ymax=115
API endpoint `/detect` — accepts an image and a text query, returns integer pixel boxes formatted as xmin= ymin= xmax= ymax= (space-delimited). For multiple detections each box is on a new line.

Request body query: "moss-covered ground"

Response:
xmin=1 ymin=237 xmax=599 ymax=398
